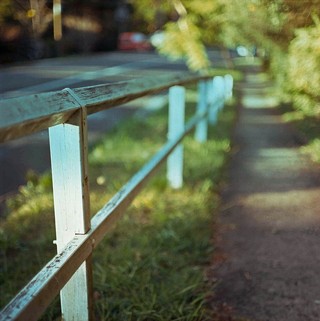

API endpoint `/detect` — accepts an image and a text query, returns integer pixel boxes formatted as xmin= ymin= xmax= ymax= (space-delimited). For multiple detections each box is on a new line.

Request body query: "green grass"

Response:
xmin=280 ymin=103 xmax=320 ymax=163
xmin=0 ymin=89 xmax=235 ymax=321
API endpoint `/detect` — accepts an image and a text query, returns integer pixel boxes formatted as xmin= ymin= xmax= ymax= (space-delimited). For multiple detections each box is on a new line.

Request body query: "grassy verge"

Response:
xmin=280 ymin=104 xmax=320 ymax=163
xmin=0 ymin=88 xmax=235 ymax=321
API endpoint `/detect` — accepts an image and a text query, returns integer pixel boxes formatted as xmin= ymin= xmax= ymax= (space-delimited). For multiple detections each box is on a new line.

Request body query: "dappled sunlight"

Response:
xmin=242 ymin=95 xmax=279 ymax=108
xmin=246 ymin=72 xmax=269 ymax=83
xmin=238 ymin=188 xmax=320 ymax=230
xmin=233 ymin=146 xmax=315 ymax=195
xmin=257 ymin=147 xmax=299 ymax=157
xmin=243 ymin=113 xmax=280 ymax=124
xmin=214 ymin=59 xmax=320 ymax=320
xmin=240 ymin=68 xmax=280 ymax=109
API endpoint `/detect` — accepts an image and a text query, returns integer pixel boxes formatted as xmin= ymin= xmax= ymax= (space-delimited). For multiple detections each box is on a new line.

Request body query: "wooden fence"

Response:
xmin=0 ymin=71 xmax=233 ymax=321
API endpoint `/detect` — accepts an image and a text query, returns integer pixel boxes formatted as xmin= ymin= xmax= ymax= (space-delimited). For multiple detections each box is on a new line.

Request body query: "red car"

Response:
xmin=118 ymin=32 xmax=151 ymax=51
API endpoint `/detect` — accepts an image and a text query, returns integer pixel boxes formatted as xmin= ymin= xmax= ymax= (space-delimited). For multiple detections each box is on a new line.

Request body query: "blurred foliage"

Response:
xmin=0 ymin=0 xmax=51 ymax=35
xmin=134 ymin=0 xmax=320 ymax=161
xmin=158 ymin=18 xmax=210 ymax=72
xmin=287 ymin=14 xmax=320 ymax=118
xmin=132 ymin=0 xmax=224 ymax=71
xmin=0 ymin=0 xmax=13 ymax=25
xmin=218 ymin=0 xmax=284 ymax=48
xmin=132 ymin=0 xmax=320 ymax=124
xmin=301 ymin=139 xmax=320 ymax=163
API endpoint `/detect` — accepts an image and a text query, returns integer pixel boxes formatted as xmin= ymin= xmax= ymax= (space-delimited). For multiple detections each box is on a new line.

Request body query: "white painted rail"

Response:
xmin=0 ymin=71 xmax=233 ymax=321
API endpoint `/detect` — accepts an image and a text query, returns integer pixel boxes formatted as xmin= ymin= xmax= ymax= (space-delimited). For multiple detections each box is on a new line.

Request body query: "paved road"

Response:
xmin=0 ymin=52 xmax=189 ymax=98
xmin=0 ymin=50 xmax=229 ymax=98
xmin=210 ymin=64 xmax=320 ymax=320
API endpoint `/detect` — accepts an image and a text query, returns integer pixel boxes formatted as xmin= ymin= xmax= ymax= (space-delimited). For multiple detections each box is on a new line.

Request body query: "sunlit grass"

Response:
xmin=93 ymin=185 xmax=216 ymax=321
xmin=280 ymin=103 xmax=320 ymax=164
xmin=301 ymin=139 xmax=320 ymax=163
xmin=0 ymin=91 xmax=235 ymax=320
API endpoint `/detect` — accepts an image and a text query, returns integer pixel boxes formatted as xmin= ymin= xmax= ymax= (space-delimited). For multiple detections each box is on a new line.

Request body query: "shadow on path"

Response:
xmin=210 ymin=63 xmax=320 ymax=321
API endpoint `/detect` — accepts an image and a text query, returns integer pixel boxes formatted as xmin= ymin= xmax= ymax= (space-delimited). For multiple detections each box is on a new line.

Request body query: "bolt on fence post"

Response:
xmin=194 ymin=80 xmax=208 ymax=143
xmin=167 ymin=85 xmax=185 ymax=189
xmin=49 ymin=106 xmax=93 ymax=321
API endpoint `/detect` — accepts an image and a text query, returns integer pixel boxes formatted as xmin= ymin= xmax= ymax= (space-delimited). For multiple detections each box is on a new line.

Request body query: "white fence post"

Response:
xmin=209 ymin=76 xmax=224 ymax=125
xmin=216 ymin=76 xmax=226 ymax=111
xmin=224 ymin=74 xmax=234 ymax=100
xmin=167 ymin=86 xmax=185 ymax=189
xmin=49 ymin=105 xmax=93 ymax=321
xmin=194 ymin=80 xmax=208 ymax=143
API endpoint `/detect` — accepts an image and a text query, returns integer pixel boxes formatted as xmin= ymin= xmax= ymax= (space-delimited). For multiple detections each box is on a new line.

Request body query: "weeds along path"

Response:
xmin=209 ymin=62 xmax=320 ymax=321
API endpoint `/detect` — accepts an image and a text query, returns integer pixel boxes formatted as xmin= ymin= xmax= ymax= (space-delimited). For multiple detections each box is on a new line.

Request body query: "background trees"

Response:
xmin=132 ymin=0 xmax=320 ymax=120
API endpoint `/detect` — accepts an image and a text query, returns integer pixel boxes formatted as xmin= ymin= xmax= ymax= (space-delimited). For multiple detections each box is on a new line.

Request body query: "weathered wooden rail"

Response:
xmin=0 ymin=71 xmax=233 ymax=321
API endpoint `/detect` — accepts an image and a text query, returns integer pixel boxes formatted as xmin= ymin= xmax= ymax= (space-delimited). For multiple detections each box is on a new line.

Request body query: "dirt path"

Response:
xmin=209 ymin=64 xmax=320 ymax=321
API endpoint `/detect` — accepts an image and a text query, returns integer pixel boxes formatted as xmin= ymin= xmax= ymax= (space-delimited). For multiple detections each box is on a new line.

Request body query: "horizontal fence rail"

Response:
xmin=0 ymin=73 xmax=210 ymax=143
xmin=0 ymin=71 xmax=233 ymax=321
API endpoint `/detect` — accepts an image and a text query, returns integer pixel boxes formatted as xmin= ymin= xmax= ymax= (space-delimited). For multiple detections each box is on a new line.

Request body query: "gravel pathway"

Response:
xmin=210 ymin=64 xmax=320 ymax=321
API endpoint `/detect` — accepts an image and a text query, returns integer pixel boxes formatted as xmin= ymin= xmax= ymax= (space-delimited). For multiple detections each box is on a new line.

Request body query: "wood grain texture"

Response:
xmin=49 ymin=107 xmax=92 ymax=321
xmin=0 ymin=72 xmax=207 ymax=143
